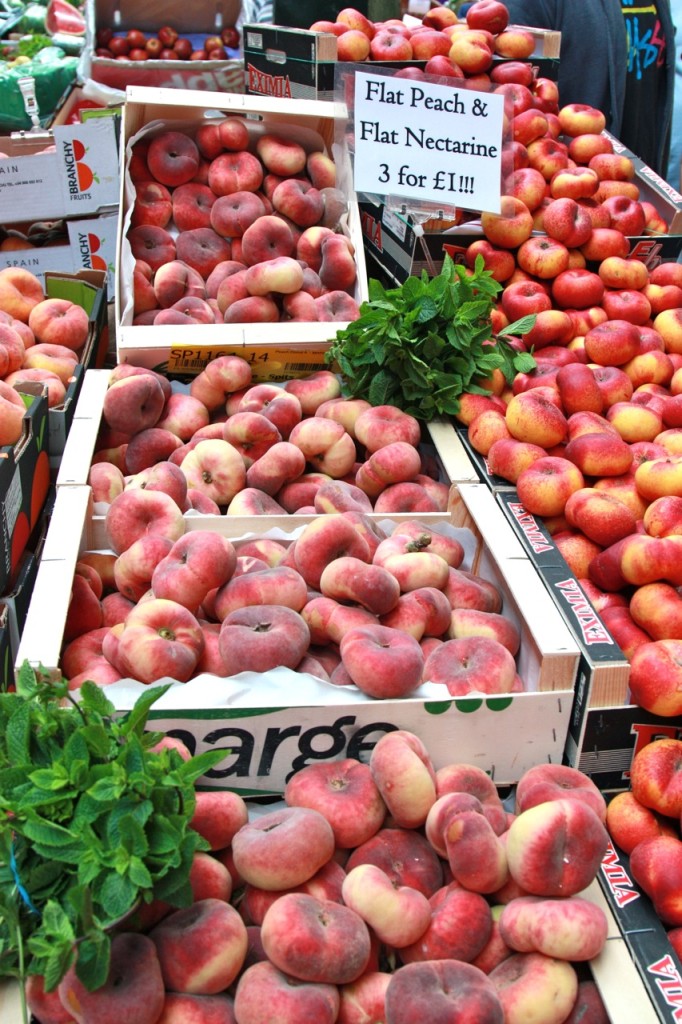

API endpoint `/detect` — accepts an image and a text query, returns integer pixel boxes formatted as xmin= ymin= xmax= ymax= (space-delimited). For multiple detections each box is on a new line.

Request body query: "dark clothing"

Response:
xmin=504 ymin=0 xmax=676 ymax=177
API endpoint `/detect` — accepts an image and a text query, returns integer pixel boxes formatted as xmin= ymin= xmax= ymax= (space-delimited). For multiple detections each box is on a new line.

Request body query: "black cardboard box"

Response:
xmin=39 ymin=270 xmax=109 ymax=461
xmin=568 ymin=707 xmax=682 ymax=793
xmin=493 ymin=490 xmax=636 ymax=787
xmin=245 ymin=23 xmax=560 ymax=103
xmin=493 ymin=491 xmax=682 ymax=794
xmin=599 ymin=840 xmax=682 ymax=1023
xmin=243 ymin=24 xmax=339 ymax=101
xmin=0 ymin=381 xmax=50 ymax=597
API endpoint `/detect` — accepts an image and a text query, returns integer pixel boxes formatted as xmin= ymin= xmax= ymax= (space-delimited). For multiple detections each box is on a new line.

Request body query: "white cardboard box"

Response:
xmin=0 ymin=120 xmax=120 ymax=223
xmin=0 ymin=214 xmax=118 ymax=295
xmin=16 ymin=482 xmax=579 ymax=792
xmin=114 ymin=87 xmax=369 ymax=376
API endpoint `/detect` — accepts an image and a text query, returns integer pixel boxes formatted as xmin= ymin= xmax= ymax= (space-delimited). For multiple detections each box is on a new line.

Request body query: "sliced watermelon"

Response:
xmin=45 ymin=0 xmax=86 ymax=37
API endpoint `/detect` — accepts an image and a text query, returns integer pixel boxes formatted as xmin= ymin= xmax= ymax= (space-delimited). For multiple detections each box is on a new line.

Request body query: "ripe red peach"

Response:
xmin=231 ymin=805 xmax=335 ymax=891
xmin=149 ymin=898 xmax=247 ymax=995
xmin=260 ymin=892 xmax=372 ymax=985
xmin=384 ymin=959 xmax=504 ymax=1024
xmin=505 ymin=798 xmax=609 ymax=897
xmin=234 ymin=960 xmax=339 ymax=1024
xmin=369 ymin=730 xmax=437 ymax=829
xmin=58 ymin=933 xmax=165 ymax=1024
xmin=284 ymin=758 xmax=386 ymax=849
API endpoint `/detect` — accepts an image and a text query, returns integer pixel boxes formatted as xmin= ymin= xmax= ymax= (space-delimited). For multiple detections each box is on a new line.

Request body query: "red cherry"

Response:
xmin=126 ymin=29 xmax=147 ymax=48
xmin=145 ymin=37 xmax=163 ymax=57
xmin=173 ymin=37 xmax=193 ymax=60
xmin=221 ymin=26 xmax=240 ymax=48
xmin=158 ymin=25 xmax=179 ymax=47
xmin=108 ymin=36 xmax=131 ymax=57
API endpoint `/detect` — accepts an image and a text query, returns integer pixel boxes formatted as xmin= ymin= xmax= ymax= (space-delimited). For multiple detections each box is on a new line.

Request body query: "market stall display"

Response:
xmin=4 ymin=0 xmax=682 ymax=1021
xmin=0 ymin=0 xmax=86 ymax=130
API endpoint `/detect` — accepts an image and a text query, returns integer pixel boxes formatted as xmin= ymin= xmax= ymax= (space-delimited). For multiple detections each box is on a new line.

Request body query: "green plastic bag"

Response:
xmin=0 ymin=47 xmax=78 ymax=130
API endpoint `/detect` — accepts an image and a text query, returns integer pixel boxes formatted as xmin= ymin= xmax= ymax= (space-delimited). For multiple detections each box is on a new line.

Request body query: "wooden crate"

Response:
xmin=15 ymin=481 xmax=579 ymax=792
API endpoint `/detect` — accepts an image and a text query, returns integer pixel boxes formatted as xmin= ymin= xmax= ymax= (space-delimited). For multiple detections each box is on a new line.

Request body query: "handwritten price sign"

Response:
xmin=352 ymin=70 xmax=505 ymax=213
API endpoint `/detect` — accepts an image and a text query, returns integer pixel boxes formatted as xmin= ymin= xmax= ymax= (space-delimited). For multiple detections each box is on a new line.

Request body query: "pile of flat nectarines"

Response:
xmin=64 ymin=506 xmax=523 ymax=694
xmin=450 ymin=84 xmax=682 ymax=717
xmin=127 ymin=117 xmax=361 ymax=327
xmin=58 ymin=358 xmax=531 ymax=692
xmin=95 ymin=23 xmax=240 ymax=62
xmin=0 ymin=266 xmax=91 ymax=443
xmin=27 ymin=730 xmax=613 ymax=1024
xmin=89 ymin=359 xmax=447 ymax=518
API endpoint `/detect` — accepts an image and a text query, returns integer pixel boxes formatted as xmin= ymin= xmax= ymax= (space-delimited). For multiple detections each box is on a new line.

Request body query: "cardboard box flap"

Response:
xmin=93 ymin=0 xmax=241 ymax=35
xmin=16 ymin=484 xmax=578 ymax=790
xmin=43 ymin=269 xmax=107 ymax=316
xmin=10 ymin=382 xmax=48 ymax=463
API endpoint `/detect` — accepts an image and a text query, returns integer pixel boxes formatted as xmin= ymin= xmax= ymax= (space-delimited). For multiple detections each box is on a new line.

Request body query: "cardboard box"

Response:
xmin=0 ymin=877 xmax=663 ymax=1024
xmin=39 ymin=270 xmax=109 ymax=460
xmin=84 ymin=0 xmax=244 ymax=95
xmin=48 ymin=84 xmax=122 ymax=128
xmin=599 ymin=840 xmax=682 ymax=1023
xmin=362 ymin=135 xmax=682 ymax=286
xmin=244 ymin=23 xmax=560 ymax=103
xmin=488 ymin=491 xmax=676 ymax=794
xmin=0 ymin=381 xmax=50 ymax=596
xmin=450 ymin=424 xmax=518 ymax=491
xmin=0 ymin=537 xmax=44 ymax=692
xmin=566 ymin=705 xmax=682 ymax=794
xmin=0 ymin=213 xmax=118 ymax=295
xmin=0 ymin=870 xmax=660 ymax=1024
xmin=583 ymin=873 xmax=664 ymax=1024
xmin=495 ymin=489 xmax=631 ymax=704
xmin=16 ymin=481 xmax=579 ymax=793
xmin=244 ymin=25 xmax=339 ymax=102
xmin=0 ymin=980 xmax=22 ymax=1024
xmin=0 ymin=604 xmax=11 ymax=693
xmin=602 ymin=129 xmax=682 ymax=264
xmin=114 ymin=87 xmax=369 ymax=376
xmin=0 ymin=119 xmax=120 ymax=224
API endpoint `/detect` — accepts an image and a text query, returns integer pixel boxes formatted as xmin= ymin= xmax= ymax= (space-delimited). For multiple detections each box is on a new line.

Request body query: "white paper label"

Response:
xmin=353 ymin=71 xmax=505 ymax=213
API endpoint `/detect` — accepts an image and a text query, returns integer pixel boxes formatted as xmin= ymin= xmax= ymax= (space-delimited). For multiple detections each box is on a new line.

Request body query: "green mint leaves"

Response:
xmin=0 ymin=664 xmax=225 ymax=996
xmin=326 ymin=253 xmax=537 ymax=420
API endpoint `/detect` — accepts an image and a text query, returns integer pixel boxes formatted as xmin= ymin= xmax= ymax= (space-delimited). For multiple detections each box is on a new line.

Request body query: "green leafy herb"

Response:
xmin=0 ymin=663 xmax=226 ymax=1004
xmin=15 ymin=34 xmax=53 ymax=60
xmin=325 ymin=253 xmax=537 ymax=420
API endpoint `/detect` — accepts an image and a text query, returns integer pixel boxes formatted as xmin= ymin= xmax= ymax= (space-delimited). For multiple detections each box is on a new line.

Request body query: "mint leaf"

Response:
xmin=1 ymin=663 xmax=226 ymax=996
xmin=326 ymin=254 xmax=536 ymax=417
